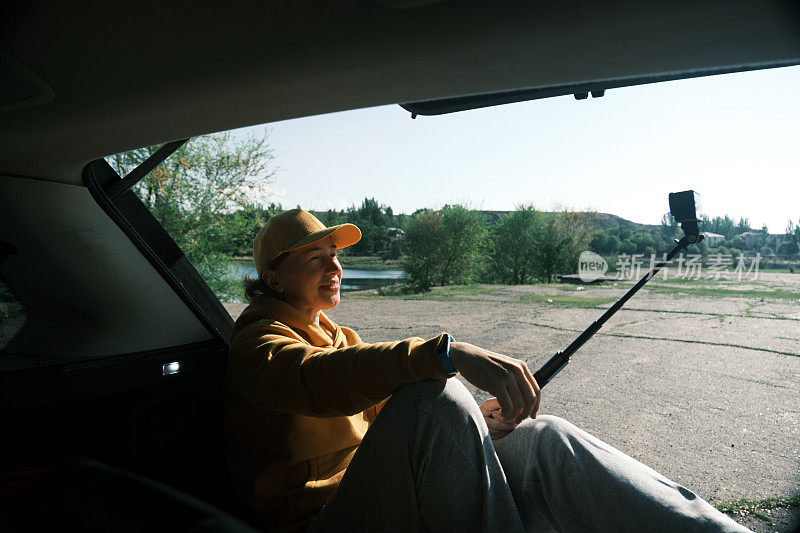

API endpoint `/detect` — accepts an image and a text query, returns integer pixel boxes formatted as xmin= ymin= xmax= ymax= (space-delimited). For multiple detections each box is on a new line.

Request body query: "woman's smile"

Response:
xmin=320 ymin=279 xmax=340 ymax=293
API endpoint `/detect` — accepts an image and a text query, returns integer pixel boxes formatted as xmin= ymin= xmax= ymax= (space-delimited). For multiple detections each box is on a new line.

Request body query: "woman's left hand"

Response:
xmin=480 ymin=397 xmax=521 ymax=440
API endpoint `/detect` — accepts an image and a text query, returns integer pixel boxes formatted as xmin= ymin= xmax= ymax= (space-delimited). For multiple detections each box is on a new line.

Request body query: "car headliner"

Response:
xmin=2 ymin=0 xmax=800 ymax=183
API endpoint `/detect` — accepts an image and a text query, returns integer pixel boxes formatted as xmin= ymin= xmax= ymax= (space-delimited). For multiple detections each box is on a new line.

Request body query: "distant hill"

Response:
xmin=309 ymin=206 xmax=659 ymax=233
xmin=480 ymin=211 xmax=658 ymax=231
xmin=592 ymin=213 xmax=660 ymax=231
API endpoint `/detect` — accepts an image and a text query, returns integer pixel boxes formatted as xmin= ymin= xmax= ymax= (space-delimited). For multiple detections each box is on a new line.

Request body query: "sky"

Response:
xmin=232 ymin=65 xmax=800 ymax=233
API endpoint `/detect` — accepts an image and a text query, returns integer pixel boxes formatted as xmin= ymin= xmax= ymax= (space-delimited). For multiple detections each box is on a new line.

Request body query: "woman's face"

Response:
xmin=267 ymin=237 xmax=342 ymax=321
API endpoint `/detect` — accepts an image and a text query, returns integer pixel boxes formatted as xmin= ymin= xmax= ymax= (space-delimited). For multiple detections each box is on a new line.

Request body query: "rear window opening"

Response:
xmin=107 ymin=64 xmax=800 ymax=309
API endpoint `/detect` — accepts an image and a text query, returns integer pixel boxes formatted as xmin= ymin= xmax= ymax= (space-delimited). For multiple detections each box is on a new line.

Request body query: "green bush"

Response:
xmin=108 ymin=131 xmax=277 ymax=302
xmin=485 ymin=206 xmax=541 ymax=284
xmin=402 ymin=206 xmax=487 ymax=291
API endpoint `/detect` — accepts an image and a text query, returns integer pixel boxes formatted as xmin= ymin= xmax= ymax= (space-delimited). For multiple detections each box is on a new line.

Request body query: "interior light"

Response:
xmin=162 ymin=361 xmax=181 ymax=376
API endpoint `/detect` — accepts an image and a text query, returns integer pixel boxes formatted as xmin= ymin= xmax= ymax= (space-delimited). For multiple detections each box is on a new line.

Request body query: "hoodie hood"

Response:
xmin=230 ymin=294 xmax=345 ymax=349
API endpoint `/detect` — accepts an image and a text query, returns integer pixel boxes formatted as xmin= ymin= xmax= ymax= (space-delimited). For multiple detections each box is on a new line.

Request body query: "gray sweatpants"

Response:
xmin=308 ymin=379 xmax=749 ymax=532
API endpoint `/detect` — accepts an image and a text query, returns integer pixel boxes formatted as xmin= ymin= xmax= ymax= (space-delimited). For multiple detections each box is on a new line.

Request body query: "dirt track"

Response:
xmin=224 ymin=271 xmax=800 ymax=532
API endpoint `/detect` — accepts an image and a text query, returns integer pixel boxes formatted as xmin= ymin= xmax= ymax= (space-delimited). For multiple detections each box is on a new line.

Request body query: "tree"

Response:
xmin=660 ymin=212 xmax=680 ymax=241
xmin=534 ymin=210 xmax=596 ymax=283
xmin=757 ymin=225 xmax=770 ymax=248
xmin=619 ymin=238 xmax=636 ymax=255
xmin=402 ymin=209 xmax=439 ymax=290
xmin=219 ymin=202 xmax=283 ymax=256
xmin=728 ymin=235 xmax=747 ymax=250
xmin=108 ymin=131 xmax=276 ymax=300
xmin=788 ymin=219 xmax=800 ymax=242
xmin=632 ymin=230 xmax=655 ymax=254
xmin=486 ymin=206 xmax=541 ymax=284
xmin=702 ymin=214 xmax=751 ymax=239
xmin=777 ymin=241 xmax=799 ymax=255
xmin=345 ymin=197 xmax=393 ymax=255
xmin=702 ymin=214 xmax=736 ymax=238
xmin=604 ymin=234 xmax=620 ymax=255
xmin=590 ymin=232 xmax=606 ymax=254
xmin=735 ymin=217 xmax=751 ymax=234
xmin=697 ymin=239 xmax=710 ymax=257
xmin=402 ymin=206 xmax=486 ymax=290
xmin=320 ymin=209 xmax=342 ymax=227
xmin=778 ymin=220 xmax=800 ymax=255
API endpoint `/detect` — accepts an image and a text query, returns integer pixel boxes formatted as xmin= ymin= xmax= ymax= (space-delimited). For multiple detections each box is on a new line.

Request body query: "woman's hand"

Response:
xmin=480 ymin=397 xmax=519 ymax=440
xmin=449 ymin=341 xmax=541 ymax=423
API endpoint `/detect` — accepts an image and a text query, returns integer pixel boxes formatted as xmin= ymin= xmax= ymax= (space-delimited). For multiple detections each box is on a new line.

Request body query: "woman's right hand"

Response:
xmin=449 ymin=341 xmax=541 ymax=423
xmin=480 ymin=397 xmax=520 ymax=440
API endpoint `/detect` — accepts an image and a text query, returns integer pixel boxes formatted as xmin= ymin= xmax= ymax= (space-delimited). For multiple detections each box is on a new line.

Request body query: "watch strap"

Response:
xmin=436 ymin=334 xmax=456 ymax=377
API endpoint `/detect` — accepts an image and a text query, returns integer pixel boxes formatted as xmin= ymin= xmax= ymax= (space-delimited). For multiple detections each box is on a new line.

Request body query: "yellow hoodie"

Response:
xmin=225 ymin=294 xmax=449 ymax=531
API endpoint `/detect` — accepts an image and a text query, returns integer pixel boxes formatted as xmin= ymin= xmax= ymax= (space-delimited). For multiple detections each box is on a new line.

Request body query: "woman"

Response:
xmin=225 ymin=209 xmax=748 ymax=532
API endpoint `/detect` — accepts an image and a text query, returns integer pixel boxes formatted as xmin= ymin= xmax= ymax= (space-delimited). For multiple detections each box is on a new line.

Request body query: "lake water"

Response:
xmin=230 ymin=262 xmax=405 ymax=292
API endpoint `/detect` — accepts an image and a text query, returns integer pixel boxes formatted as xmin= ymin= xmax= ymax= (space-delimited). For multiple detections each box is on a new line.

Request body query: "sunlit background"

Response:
xmin=234 ymin=65 xmax=800 ymax=233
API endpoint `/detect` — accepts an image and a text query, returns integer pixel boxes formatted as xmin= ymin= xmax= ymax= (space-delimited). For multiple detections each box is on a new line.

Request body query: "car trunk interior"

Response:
xmin=2 ymin=0 xmax=800 ymax=529
xmin=0 ymin=170 xmax=242 ymax=522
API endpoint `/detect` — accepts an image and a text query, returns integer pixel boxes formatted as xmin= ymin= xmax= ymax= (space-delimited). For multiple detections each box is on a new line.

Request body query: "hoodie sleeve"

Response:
xmin=225 ymin=322 xmax=450 ymax=418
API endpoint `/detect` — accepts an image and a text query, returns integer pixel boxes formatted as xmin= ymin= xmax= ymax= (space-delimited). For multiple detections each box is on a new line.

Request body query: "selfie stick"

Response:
xmin=533 ymin=191 xmax=704 ymax=389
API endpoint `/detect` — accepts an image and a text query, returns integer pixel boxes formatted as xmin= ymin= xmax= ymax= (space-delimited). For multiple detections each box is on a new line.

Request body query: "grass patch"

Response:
xmin=643 ymin=284 xmax=800 ymax=301
xmin=716 ymin=495 xmax=800 ymax=524
xmin=516 ymin=321 xmax=800 ymax=359
xmin=632 ymin=275 xmax=703 ymax=285
xmin=520 ymin=294 xmax=617 ymax=308
xmin=509 ymin=299 xmax=797 ymax=326
xmin=596 ymin=331 xmax=800 ymax=359
xmin=400 ymin=285 xmax=500 ymax=301
xmin=348 ymin=284 xmax=502 ymax=301
xmin=338 ymin=255 xmax=401 ymax=270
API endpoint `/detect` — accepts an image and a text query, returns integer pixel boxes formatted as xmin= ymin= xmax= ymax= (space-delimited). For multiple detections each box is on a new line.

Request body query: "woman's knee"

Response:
xmin=530 ymin=414 xmax=574 ymax=436
xmin=385 ymin=378 xmax=483 ymax=427
xmin=495 ymin=415 xmax=583 ymax=478
xmin=512 ymin=414 xmax=580 ymax=451
xmin=390 ymin=377 xmax=472 ymax=404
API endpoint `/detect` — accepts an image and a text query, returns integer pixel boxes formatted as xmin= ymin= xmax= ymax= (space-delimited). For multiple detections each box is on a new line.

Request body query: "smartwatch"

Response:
xmin=436 ymin=334 xmax=457 ymax=377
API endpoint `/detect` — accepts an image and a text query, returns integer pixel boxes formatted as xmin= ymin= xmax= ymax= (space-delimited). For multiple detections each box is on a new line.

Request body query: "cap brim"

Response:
xmin=282 ymin=223 xmax=362 ymax=257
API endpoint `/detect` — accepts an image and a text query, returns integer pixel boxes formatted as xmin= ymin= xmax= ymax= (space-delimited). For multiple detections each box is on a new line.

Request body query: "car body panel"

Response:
xmin=1 ymin=0 xmax=799 ymax=182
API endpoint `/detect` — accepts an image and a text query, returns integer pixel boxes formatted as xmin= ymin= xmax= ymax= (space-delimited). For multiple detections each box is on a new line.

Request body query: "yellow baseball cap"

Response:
xmin=253 ymin=208 xmax=361 ymax=278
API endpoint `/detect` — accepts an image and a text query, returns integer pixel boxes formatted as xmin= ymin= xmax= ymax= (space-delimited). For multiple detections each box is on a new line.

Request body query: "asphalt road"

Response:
xmin=225 ymin=272 xmax=800 ymax=531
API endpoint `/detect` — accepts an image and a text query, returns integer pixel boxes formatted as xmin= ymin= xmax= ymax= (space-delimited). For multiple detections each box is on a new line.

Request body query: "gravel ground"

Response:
xmin=224 ymin=272 xmax=800 ymax=532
